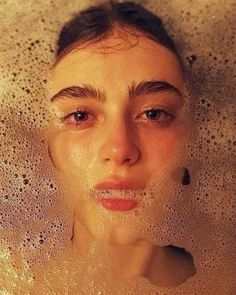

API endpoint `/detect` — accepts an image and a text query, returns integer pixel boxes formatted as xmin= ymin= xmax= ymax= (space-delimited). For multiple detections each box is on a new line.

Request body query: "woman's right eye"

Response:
xmin=62 ymin=110 xmax=96 ymax=128
xmin=72 ymin=111 xmax=89 ymax=122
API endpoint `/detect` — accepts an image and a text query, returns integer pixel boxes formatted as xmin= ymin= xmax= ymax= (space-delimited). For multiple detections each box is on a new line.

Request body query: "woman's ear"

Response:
xmin=182 ymin=167 xmax=191 ymax=185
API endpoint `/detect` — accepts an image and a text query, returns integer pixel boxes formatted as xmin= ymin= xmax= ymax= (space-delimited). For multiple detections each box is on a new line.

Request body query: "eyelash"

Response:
xmin=139 ymin=107 xmax=175 ymax=125
xmin=61 ymin=108 xmax=95 ymax=126
xmin=61 ymin=107 xmax=175 ymax=127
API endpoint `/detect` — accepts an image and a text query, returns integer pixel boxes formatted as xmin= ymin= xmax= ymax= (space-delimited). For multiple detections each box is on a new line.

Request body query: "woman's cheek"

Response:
xmin=161 ymin=134 xmax=186 ymax=162
xmin=141 ymin=128 xmax=186 ymax=170
xmin=49 ymin=131 xmax=91 ymax=172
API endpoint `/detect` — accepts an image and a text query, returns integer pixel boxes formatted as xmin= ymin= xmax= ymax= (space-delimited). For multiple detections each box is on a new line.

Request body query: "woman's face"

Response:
xmin=48 ymin=30 xmax=188 ymax=244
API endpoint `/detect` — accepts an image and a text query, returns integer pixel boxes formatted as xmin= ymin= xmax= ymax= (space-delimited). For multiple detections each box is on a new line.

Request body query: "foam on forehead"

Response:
xmin=0 ymin=0 xmax=235 ymax=294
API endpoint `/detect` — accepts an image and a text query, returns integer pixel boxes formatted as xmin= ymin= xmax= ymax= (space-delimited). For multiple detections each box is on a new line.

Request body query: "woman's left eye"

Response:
xmin=139 ymin=108 xmax=175 ymax=125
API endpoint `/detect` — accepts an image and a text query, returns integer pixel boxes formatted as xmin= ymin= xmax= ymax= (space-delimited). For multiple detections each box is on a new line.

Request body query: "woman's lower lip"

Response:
xmin=99 ymin=198 xmax=138 ymax=211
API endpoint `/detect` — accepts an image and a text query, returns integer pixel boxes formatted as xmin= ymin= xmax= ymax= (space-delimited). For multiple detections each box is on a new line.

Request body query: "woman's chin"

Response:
xmin=109 ymin=226 xmax=141 ymax=246
xmin=73 ymin=216 xmax=141 ymax=249
xmin=85 ymin=222 xmax=141 ymax=246
xmin=74 ymin=199 xmax=142 ymax=246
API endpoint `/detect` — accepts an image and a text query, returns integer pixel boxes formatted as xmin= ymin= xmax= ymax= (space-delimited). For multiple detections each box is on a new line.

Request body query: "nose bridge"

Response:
xmin=109 ymin=116 xmax=132 ymax=142
xmin=98 ymin=116 xmax=140 ymax=166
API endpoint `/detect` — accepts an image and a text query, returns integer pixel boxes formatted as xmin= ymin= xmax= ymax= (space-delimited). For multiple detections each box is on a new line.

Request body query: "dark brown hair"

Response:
xmin=56 ymin=0 xmax=180 ymax=63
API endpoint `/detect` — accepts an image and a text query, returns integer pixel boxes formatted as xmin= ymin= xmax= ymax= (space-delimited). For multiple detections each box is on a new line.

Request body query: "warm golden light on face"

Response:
xmin=2 ymin=1 xmax=235 ymax=292
xmin=48 ymin=32 xmax=188 ymax=244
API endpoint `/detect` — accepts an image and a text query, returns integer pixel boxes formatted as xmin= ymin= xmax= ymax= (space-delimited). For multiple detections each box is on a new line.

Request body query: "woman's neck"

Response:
xmin=110 ymin=239 xmax=156 ymax=279
xmin=72 ymin=218 xmax=196 ymax=286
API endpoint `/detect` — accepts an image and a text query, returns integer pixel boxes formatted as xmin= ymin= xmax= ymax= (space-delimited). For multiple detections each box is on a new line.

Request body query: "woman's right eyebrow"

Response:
xmin=50 ymin=84 xmax=106 ymax=102
xmin=50 ymin=80 xmax=182 ymax=102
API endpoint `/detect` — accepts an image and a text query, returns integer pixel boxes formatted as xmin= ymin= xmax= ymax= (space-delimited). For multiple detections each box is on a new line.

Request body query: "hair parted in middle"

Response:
xmin=56 ymin=0 xmax=180 ymax=64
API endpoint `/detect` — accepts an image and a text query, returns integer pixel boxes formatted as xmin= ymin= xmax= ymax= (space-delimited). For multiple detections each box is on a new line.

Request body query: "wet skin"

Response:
xmin=48 ymin=28 xmax=195 ymax=286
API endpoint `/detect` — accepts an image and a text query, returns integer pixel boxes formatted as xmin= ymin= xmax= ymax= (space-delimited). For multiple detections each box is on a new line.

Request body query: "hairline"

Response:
xmin=53 ymin=25 xmax=183 ymax=74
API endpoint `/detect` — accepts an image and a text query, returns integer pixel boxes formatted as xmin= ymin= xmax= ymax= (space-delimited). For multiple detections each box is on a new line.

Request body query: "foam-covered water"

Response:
xmin=0 ymin=0 xmax=235 ymax=294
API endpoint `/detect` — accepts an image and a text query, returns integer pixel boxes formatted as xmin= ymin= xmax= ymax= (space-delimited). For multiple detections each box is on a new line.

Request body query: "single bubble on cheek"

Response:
xmin=0 ymin=0 xmax=235 ymax=294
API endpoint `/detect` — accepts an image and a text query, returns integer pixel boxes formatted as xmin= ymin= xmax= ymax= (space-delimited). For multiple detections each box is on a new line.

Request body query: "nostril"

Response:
xmin=103 ymin=155 xmax=137 ymax=165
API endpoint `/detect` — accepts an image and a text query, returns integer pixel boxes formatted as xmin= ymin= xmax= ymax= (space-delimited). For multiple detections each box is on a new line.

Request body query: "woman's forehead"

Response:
xmin=51 ymin=35 xmax=184 ymax=96
xmin=54 ymin=32 xmax=179 ymax=68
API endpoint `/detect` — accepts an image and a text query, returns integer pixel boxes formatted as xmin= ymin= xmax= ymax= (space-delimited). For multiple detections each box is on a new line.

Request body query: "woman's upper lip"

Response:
xmin=95 ymin=179 xmax=144 ymax=190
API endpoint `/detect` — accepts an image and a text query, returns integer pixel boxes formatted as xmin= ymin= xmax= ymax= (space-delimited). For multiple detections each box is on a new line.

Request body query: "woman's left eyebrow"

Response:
xmin=50 ymin=80 xmax=182 ymax=102
xmin=129 ymin=80 xmax=182 ymax=99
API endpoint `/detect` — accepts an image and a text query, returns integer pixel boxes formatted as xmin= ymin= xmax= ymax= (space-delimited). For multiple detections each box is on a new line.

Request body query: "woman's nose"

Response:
xmin=98 ymin=120 xmax=140 ymax=166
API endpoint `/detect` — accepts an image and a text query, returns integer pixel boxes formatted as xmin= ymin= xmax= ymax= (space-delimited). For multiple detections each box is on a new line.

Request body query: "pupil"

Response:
xmin=147 ymin=110 xmax=161 ymax=120
xmin=74 ymin=112 xmax=87 ymax=121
